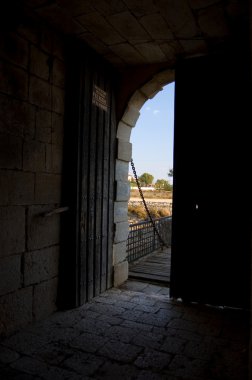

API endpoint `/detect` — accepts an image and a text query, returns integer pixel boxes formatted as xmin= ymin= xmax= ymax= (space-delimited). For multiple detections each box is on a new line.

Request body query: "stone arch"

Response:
xmin=113 ymin=69 xmax=175 ymax=286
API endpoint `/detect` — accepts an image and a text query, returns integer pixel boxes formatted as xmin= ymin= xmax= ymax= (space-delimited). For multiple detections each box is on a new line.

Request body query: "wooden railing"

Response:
xmin=127 ymin=217 xmax=172 ymax=263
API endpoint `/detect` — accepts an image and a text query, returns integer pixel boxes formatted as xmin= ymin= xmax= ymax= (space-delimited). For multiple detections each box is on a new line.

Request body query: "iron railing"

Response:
xmin=127 ymin=217 xmax=172 ymax=263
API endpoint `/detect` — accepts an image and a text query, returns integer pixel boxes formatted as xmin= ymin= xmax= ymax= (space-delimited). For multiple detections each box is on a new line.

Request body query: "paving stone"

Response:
xmin=11 ymin=356 xmax=84 ymax=380
xmin=121 ymin=320 xmax=153 ymax=333
xmin=137 ymin=370 xmax=172 ymax=380
xmin=69 ymin=331 xmax=108 ymax=353
xmin=168 ymin=354 xmax=209 ymax=379
xmin=121 ymin=309 xmax=146 ymax=323
xmin=134 ymin=303 xmax=161 ymax=314
xmin=0 ymin=280 xmax=248 ymax=379
xmin=94 ymin=360 xmax=139 ymax=380
xmin=103 ymin=325 xmax=138 ymax=343
xmin=161 ymin=335 xmax=187 ymax=355
xmin=141 ymin=314 xmax=169 ymax=328
xmin=89 ymin=302 xmax=126 ymax=316
xmin=98 ymin=340 xmax=142 ymax=363
xmin=0 ymin=366 xmax=40 ymax=380
xmin=75 ymin=318 xmax=111 ymax=336
xmin=2 ymin=331 xmax=49 ymax=355
xmin=131 ymin=331 xmax=164 ymax=350
xmin=63 ymin=351 xmax=104 ymax=376
xmin=134 ymin=348 xmax=172 ymax=370
xmin=31 ymin=342 xmax=74 ymax=366
xmin=96 ymin=314 xmax=123 ymax=326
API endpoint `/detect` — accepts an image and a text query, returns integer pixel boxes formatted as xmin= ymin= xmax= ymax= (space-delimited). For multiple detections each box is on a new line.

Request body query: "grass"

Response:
xmin=130 ymin=189 xmax=172 ymax=199
xmin=128 ymin=204 xmax=171 ymax=221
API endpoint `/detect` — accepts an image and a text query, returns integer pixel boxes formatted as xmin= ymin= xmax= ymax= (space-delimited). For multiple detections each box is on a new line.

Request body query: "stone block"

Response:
xmin=116 ymin=121 xmax=133 ymax=141
xmin=36 ymin=109 xmax=52 ymax=143
xmin=12 ymin=99 xmax=36 ymax=138
xmin=0 ymin=134 xmax=22 ymax=169
xmin=135 ymin=42 xmax=166 ymax=63
xmin=114 ymin=201 xmax=128 ymax=223
xmin=27 ymin=205 xmax=61 ymax=251
xmin=122 ymin=0 xmax=158 ymax=17
xmin=35 ymin=173 xmax=62 ymax=204
xmin=159 ymin=42 xmax=177 ymax=63
xmin=114 ymin=221 xmax=129 ymax=243
xmin=52 ymin=113 xmax=64 ymax=145
xmin=189 ymin=0 xmax=220 ymax=10
xmin=113 ymin=241 xmax=127 ymax=265
xmin=17 ymin=19 xmax=39 ymax=44
xmin=109 ymin=11 xmax=149 ymax=41
xmin=33 ymin=277 xmax=58 ymax=320
xmin=0 ymin=287 xmax=33 ymax=337
xmin=52 ymin=86 xmax=65 ymax=114
xmin=52 ymin=58 xmax=65 ymax=88
xmin=0 ymin=96 xmax=35 ymax=138
xmin=29 ymin=76 xmax=51 ymax=110
xmin=156 ymin=0 xmax=198 ymax=38
xmin=122 ymin=105 xmax=140 ymax=127
xmin=51 ymin=144 xmax=63 ymax=174
xmin=114 ymin=261 xmax=128 ymax=287
xmin=0 ymin=206 xmax=25 ymax=257
xmin=23 ymin=141 xmax=46 ymax=172
xmin=0 ymin=61 xmax=28 ymax=99
xmin=52 ymin=34 xmax=65 ymax=61
xmin=45 ymin=144 xmax=52 ymax=172
xmin=37 ymin=3 xmax=84 ymax=35
xmin=0 ymin=171 xmax=9 ymax=205
xmin=0 ymin=32 xmax=29 ymax=69
xmin=30 ymin=45 xmax=50 ymax=80
xmin=128 ymin=90 xmax=147 ymax=109
xmin=109 ymin=43 xmax=145 ymax=65
xmin=154 ymin=69 xmax=175 ymax=86
xmin=24 ymin=246 xmax=59 ymax=286
xmin=77 ymin=12 xmax=124 ymax=45
xmin=8 ymin=171 xmax=35 ymax=205
xmin=41 ymin=29 xmax=53 ymax=54
xmin=140 ymin=13 xmax=173 ymax=40
xmin=116 ymin=180 xmax=130 ymax=201
xmin=0 ymin=255 xmax=21 ymax=296
xmin=115 ymin=160 xmax=129 ymax=182
xmin=117 ymin=139 xmax=132 ymax=162
xmin=140 ymin=79 xmax=163 ymax=99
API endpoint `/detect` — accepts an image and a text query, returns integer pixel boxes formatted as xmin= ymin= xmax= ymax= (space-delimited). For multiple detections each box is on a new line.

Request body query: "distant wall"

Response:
xmin=0 ymin=16 xmax=66 ymax=336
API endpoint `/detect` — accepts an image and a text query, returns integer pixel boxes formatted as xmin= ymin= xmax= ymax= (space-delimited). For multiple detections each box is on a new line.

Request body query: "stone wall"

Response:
xmin=0 ymin=18 xmax=66 ymax=336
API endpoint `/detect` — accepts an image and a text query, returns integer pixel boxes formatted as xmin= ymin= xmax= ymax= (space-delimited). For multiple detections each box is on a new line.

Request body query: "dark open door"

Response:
xmin=59 ymin=41 xmax=117 ymax=308
xmin=171 ymin=53 xmax=251 ymax=308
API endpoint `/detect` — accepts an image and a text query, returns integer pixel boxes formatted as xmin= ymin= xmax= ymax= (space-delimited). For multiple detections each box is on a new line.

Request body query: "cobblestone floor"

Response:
xmin=0 ymin=280 xmax=249 ymax=380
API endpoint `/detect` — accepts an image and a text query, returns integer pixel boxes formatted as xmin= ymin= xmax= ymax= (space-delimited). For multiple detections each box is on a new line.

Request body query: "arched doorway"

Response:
xmin=113 ymin=69 xmax=175 ymax=286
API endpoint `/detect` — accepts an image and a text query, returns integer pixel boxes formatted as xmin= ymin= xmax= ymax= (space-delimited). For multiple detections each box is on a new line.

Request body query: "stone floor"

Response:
xmin=0 ymin=280 xmax=249 ymax=380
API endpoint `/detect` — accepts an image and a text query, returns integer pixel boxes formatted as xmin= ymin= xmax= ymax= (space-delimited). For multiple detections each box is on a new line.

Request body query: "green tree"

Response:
xmin=155 ymin=179 xmax=172 ymax=191
xmin=139 ymin=172 xmax=154 ymax=186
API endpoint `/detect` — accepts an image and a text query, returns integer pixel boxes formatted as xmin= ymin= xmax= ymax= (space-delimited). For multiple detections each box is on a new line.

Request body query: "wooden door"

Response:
xmin=60 ymin=41 xmax=117 ymax=308
xmin=171 ymin=53 xmax=251 ymax=308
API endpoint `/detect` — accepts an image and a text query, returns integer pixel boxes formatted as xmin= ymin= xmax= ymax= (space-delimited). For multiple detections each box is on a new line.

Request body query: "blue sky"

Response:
xmin=129 ymin=82 xmax=175 ymax=183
